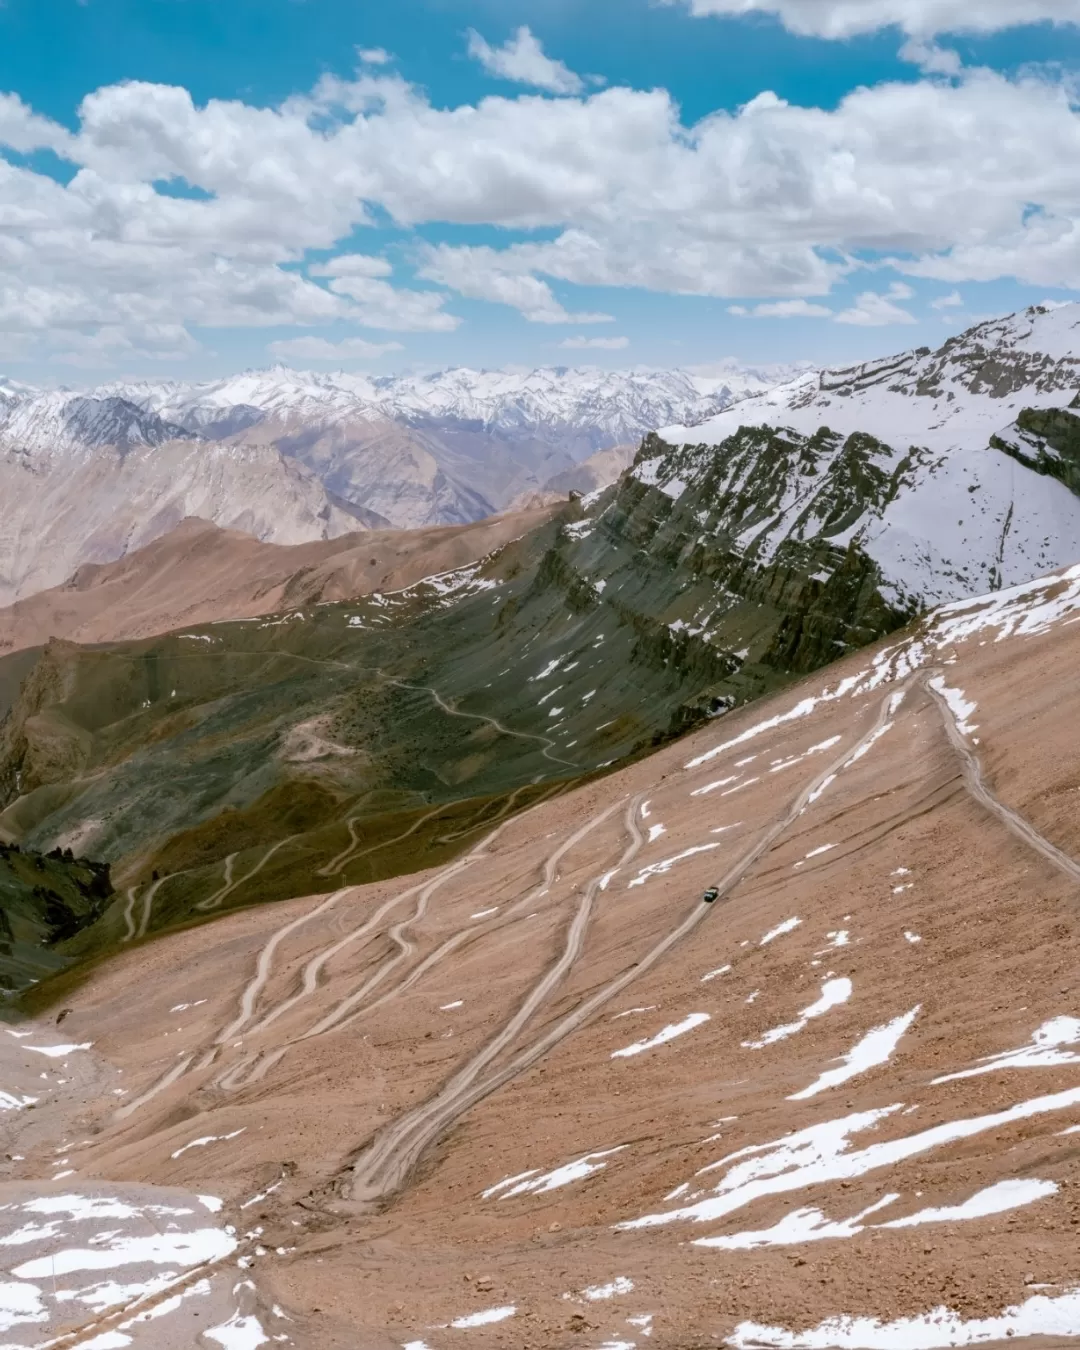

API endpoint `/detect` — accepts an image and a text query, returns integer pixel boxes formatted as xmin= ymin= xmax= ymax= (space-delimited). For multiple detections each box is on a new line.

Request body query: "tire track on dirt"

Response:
xmin=381 ymin=673 xmax=579 ymax=770
xmin=112 ymin=792 xmax=581 ymax=1112
xmin=135 ymin=874 xmax=170 ymax=940
xmin=921 ymin=668 xmax=1080 ymax=885
xmin=120 ymin=886 xmax=139 ymax=943
xmin=195 ymin=835 xmax=297 ymax=913
xmin=345 ymin=792 xmax=648 ymax=1205
xmin=344 ymin=684 xmax=911 ymax=1207
xmin=230 ymin=796 xmax=626 ymax=1088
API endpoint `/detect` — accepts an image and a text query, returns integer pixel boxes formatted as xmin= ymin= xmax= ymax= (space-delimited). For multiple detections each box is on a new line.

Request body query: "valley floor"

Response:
xmin=2 ymin=567 xmax=1080 ymax=1349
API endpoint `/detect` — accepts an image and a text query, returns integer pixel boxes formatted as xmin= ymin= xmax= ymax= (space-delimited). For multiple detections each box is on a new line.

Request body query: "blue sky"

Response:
xmin=2 ymin=0 xmax=1080 ymax=381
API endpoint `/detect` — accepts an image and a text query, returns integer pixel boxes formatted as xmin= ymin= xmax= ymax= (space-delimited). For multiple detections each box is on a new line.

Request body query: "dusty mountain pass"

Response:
xmin=1 ymin=566 xmax=1080 ymax=1349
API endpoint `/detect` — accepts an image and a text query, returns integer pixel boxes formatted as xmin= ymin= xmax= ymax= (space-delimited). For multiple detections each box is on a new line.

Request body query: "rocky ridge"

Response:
xmin=662 ymin=303 xmax=1080 ymax=453
xmin=0 ymin=364 xmax=790 ymax=599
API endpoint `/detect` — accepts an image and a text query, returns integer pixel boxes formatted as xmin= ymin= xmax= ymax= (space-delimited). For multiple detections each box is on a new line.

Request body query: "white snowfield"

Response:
xmin=728 ymin=1286 xmax=1080 ymax=1350
xmin=482 ymin=1147 xmax=627 ymax=1200
xmin=0 ymin=1186 xmax=240 ymax=1345
xmin=92 ymin=364 xmax=796 ymax=446
xmin=788 ymin=1007 xmax=921 ymax=1101
xmin=646 ymin=304 xmax=1080 ymax=609
xmin=617 ymin=1083 xmax=1080 ymax=1235
xmin=743 ymin=978 xmax=852 ymax=1050
xmin=612 ymin=1012 xmax=711 ymax=1059
xmin=666 ymin=306 xmax=1079 ymax=448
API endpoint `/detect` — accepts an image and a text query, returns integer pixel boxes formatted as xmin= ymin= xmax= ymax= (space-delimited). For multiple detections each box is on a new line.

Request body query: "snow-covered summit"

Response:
xmin=0 ymin=391 xmax=195 ymax=458
xmin=98 ymin=362 xmax=799 ymax=447
xmin=660 ymin=304 xmax=1080 ymax=452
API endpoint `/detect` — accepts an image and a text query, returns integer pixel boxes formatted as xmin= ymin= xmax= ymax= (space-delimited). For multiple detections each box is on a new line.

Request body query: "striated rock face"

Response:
xmin=0 ymin=435 xmax=360 ymax=605
xmin=0 ymin=366 xmax=785 ymax=601
xmin=532 ymin=402 xmax=1080 ymax=724
xmin=627 ymin=420 xmax=1080 ymax=612
xmin=991 ymin=406 xmax=1080 ymax=498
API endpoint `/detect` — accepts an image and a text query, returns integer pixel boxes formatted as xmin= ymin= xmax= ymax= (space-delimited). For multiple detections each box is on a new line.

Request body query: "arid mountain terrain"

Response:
xmin=0 ymin=366 xmax=784 ymax=603
xmin=0 ymin=508 xmax=556 ymax=654
xmin=1 ymin=304 xmax=1080 ymax=1349
xmin=0 ymin=562 xmax=1077 ymax=1349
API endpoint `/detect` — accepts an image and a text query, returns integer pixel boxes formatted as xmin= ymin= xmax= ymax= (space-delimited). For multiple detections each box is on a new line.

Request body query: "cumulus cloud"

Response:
xmin=834 ymin=283 xmax=918 ymax=326
xmin=357 ymin=48 xmax=392 ymax=65
xmin=559 ymin=335 xmax=630 ymax=348
xmin=930 ymin=289 xmax=964 ymax=308
xmin=315 ymin=273 xmax=459 ymax=331
xmin=4 ymin=56 xmax=1080 ymax=364
xmin=899 ymin=39 xmax=963 ymax=75
xmin=466 ymin=26 xmax=585 ymax=95
xmin=668 ymin=0 xmax=1080 ymax=39
xmin=52 ymin=323 xmax=200 ymax=369
xmin=729 ymin=299 xmax=834 ymax=317
xmin=419 ymin=244 xmax=612 ymax=323
xmin=267 ymin=335 xmax=403 ymax=362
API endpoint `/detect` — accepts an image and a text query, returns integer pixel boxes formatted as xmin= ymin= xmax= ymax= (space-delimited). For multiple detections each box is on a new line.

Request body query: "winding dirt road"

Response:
xmin=345 ymin=792 xmax=648 ymax=1205
xmin=921 ymin=668 xmax=1080 ymax=886
xmin=382 ymin=673 xmax=580 ymax=770
xmin=343 ymin=684 xmax=913 ymax=1206
xmin=195 ymin=835 xmax=297 ymax=913
xmin=119 ymin=873 xmax=173 ymax=942
xmin=215 ymin=796 xmax=624 ymax=1091
xmin=108 ymin=660 xmax=1080 ymax=1197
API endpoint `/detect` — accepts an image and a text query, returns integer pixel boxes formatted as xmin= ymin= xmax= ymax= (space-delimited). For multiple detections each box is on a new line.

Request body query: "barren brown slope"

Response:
xmin=0 ymin=506 xmax=556 ymax=654
xmin=3 ymin=566 xmax=1080 ymax=1350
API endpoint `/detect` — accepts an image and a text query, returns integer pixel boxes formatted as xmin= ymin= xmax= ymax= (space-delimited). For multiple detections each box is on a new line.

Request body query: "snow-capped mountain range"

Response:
xmin=0 ymin=364 xmax=791 ymax=461
xmin=99 ymin=363 xmax=793 ymax=445
xmin=2 ymin=306 xmax=1080 ymax=613
xmin=0 ymin=362 xmax=790 ymax=605
xmin=624 ymin=304 xmax=1080 ymax=617
xmin=660 ymin=304 xmax=1080 ymax=452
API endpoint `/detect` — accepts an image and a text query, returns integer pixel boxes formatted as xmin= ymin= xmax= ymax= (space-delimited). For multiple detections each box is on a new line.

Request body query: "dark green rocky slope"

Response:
xmin=8 ymin=384 xmax=1080 ymax=996
xmin=0 ymin=842 xmax=112 ymax=993
xmin=0 ymin=431 xmax=925 ymax=988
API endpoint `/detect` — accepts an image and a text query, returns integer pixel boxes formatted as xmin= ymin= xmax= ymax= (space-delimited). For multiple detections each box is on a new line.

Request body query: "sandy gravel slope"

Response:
xmin=2 ymin=565 xmax=1080 ymax=1348
xmin=0 ymin=507 xmax=555 ymax=655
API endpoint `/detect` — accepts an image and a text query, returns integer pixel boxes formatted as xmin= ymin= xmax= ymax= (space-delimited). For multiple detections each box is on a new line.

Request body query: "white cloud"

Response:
xmin=52 ymin=323 xmax=200 ymax=369
xmin=316 ymin=273 xmax=459 ymax=331
xmin=4 ymin=57 xmax=1080 ymax=364
xmin=834 ymin=283 xmax=918 ymax=326
xmin=899 ymin=39 xmax=963 ymax=75
xmin=0 ymin=93 xmax=74 ymax=156
xmin=309 ymin=254 xmax=393 ymax=279
xmin=730 ymin=299 xmax=834 ymax=318
xmin=668 ymin=0 xmax=1080 ymax=39
xmin=930 ymin=289 xmax=964 ymax=308
xmin=466 ymin=26 xmax=585 ymax=95
xmin=306 ymin=252 xmax=455 ymax=328
xmin=267 ymin=335 xmax=403 ymax=362
xmin=559 ymin=335 xmax=630 ymax=348
xmin=419 ymin=244 xmax=612 ymax=323
xmin=357 ymin=48 xmax=392 ymax=65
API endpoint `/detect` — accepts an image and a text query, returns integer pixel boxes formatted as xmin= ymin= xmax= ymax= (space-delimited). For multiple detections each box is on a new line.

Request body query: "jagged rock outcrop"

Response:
xmin=991 ymin=406 xmax=1080 ymax=498
xmin=0 ymin=839 xmax=113 ymax=991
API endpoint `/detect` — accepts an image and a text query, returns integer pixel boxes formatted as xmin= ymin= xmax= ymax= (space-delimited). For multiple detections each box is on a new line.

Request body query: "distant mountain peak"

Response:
xmin=660 ymin=303 xmax=1080 ymax=454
